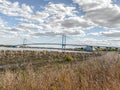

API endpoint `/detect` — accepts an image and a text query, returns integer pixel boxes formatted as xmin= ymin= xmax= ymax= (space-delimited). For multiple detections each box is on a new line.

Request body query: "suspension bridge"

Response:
xmin=15 ymin=35 xmax=120 ymax=52
xmin=18 ymin=35 xmax=86 ymax=48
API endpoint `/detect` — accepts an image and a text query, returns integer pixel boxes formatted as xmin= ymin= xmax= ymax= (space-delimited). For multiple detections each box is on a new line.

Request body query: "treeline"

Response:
xmin=95 ymin=47 xmax=120 ymax=51
xmin=74 ymin=47 xmax=120 ymax=51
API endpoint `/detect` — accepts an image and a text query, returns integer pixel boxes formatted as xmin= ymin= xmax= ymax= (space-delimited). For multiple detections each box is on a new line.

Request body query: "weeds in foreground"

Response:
xmin=0 ymin=52 xmax=119 ymax=90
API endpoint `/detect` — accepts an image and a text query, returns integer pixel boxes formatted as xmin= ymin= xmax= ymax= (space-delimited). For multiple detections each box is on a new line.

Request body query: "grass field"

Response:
xmin=0 ymin=50 xmax=95 ymax=66
xmin=0 ymin=51 xmax=119 ymax=90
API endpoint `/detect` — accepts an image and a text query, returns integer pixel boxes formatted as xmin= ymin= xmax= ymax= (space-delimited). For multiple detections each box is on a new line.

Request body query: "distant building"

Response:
xmin=16 ymin=45 xmax=21 ymax=48
xmin=86 ymin=46 xmax=95 ymax=52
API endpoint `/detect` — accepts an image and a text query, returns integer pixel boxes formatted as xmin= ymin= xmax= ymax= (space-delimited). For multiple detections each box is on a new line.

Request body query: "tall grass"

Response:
xmin=0 ymin=52 xmax=119 ymax=90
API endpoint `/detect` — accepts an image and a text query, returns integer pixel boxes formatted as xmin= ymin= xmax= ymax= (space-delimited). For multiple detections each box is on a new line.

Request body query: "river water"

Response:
xmin=0 ymin=47 xmax=91 ymax=53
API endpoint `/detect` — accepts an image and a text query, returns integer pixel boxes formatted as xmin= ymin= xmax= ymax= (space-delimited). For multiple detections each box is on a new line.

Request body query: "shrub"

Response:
xmin=65 ymin=55 xmax=74 ymax=62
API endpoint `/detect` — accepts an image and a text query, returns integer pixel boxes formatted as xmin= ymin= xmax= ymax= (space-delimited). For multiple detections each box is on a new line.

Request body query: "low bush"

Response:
xmin=64 ymin=55 xmax=74 ymax=61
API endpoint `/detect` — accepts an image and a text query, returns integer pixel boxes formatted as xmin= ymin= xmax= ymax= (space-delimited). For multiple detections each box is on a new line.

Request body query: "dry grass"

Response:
xmin=0 ymin=52 xmax=119 ymax=90
xmin=0 ymin=50 xmax=94 ymax=66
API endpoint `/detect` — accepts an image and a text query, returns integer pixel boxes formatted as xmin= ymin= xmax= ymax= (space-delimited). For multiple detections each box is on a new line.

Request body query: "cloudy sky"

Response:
xmin=0 ymin=0 xmax=120 ymax=47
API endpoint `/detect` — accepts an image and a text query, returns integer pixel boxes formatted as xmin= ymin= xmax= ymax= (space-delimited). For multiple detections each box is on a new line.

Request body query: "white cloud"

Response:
xmin=73 ymin=0 xmax=120 ymax=28
xmin=45 ymin=3 xmax=77 ymax=16
xmin=73 ymin=0 xmax=112 ymax=13
xmin=63 ymin=36 xmax=120 ymax=47
xmin=0 ymin=1 xmax=95 ymax=40
xmin=18 ymin=23 xmax=43 ymax=31
xmin=60 ymin=17 xmax=93 ymax=29
xmin=0 ymin=0 xmax=33 ymax=17
xmin=0 ymin=18 xmax=6 ymax=27
xmin=30 ymin=29 xmax=85 ymax=36
xmin=67 ymin=37 xmax=111 ymax=46
xmin=101 ymin=30 xmax=120 ymax=37
xmin=0 ymin=29 xmax=17 ymax=37
xmin=89 ymin=30 xmax=120 ymax=38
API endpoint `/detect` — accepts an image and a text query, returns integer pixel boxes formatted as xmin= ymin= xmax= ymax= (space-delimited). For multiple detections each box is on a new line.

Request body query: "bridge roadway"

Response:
xmin=15 ymin=43 xmax=120 ymax=48
xmin=18 ymin=43 xmax=87 ymax=47
xmin=17 ymin=43 xmax=120 ymax=48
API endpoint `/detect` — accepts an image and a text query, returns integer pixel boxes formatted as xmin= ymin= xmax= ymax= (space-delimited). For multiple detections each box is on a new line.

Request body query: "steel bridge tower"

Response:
xmin=62 ymin=34 xmax=66 ymax=51
xmin=23 ymin=38 xmax=27 ymax=46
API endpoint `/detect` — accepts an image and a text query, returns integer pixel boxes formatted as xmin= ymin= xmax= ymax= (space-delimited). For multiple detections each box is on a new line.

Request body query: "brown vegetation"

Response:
xmin=0 ymin=51 xmax=119 ymax=90
xmin=0 ymin=50 xmax=94 ymax=66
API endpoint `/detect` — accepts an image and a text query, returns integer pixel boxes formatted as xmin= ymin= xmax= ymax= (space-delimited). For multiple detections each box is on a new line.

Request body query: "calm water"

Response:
xmin=0 ymin=47 xmax=91 ymax=53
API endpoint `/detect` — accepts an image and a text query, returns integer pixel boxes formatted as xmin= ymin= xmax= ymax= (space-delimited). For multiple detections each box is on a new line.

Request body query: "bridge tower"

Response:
xmin=23 ymin=38 xmax=27 ymax=46
xmin=62 ymin=34 xmax=66 ymax=51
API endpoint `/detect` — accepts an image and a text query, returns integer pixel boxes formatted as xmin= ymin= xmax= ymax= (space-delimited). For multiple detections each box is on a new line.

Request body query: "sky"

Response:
xmin=0 ymin=0 xmax=120 ymax=47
